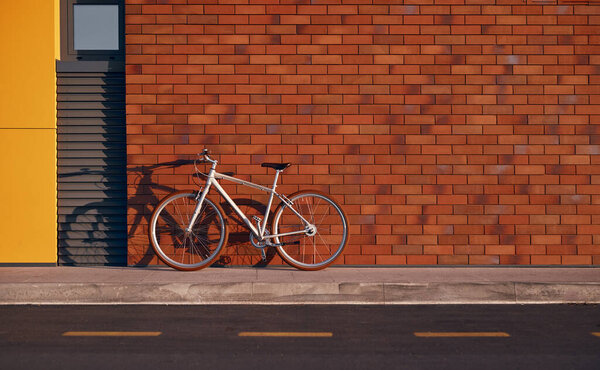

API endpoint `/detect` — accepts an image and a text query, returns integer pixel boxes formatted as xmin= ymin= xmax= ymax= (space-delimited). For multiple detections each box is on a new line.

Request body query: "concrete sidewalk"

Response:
xmin=1 ymin=266 xmax=599 ymax=305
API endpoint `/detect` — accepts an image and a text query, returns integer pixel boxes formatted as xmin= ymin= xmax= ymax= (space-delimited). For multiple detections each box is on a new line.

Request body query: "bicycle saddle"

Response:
xmin=261 ymin=162 xmax=291 ymax=171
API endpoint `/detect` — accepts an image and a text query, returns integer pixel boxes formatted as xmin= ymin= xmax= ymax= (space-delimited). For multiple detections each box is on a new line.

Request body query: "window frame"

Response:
xmin=60 ymin=0 xmax=125 ymax=62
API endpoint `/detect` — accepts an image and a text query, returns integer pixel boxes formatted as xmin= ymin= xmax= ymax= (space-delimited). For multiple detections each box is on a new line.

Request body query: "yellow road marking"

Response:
xmin=592 ymin=332 xmax=600 ymax=337
xmin=414 ymin=332 xmax=510 ymax=338
xmin=238 ymin=332 xmax=333 ymax=337
xmin=63 ymin=331 xmax=162 ymax=337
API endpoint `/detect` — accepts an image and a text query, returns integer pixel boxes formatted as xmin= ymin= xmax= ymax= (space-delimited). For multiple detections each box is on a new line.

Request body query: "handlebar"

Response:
xmin=198 ymin=149 xmax=217 ymax=164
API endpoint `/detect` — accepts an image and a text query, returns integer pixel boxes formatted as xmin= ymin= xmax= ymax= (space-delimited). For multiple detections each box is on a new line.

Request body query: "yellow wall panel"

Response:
xmin=0 ymin=0 xmax=56 ymax=129
xmin=0 ymin=130 xmax=56 ymax=263
xmin=0 ymin=1 xmax=57 ymax=263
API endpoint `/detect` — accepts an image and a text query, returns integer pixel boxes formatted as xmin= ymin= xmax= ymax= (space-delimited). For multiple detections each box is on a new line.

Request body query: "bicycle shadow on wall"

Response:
xmin=127 ymin=159 xmax=278 ymax=268
xmin=127 ymin=160 xmax=185 ymax=267
xmin=59 ymin=160 xmax=189 ymax=266
xmin=58 ymin=163 xmax=127 ymax=266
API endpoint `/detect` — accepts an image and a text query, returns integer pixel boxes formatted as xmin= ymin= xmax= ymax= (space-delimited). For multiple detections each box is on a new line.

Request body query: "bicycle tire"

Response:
xmin=149 ymin=191 xmax=228 ymax=271
xmin=272 ymin=190 xmax=349 ymax=271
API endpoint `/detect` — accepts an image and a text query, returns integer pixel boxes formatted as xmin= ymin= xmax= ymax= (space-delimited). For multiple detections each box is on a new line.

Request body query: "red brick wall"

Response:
xmin=126 ymin=0 xmax=600 ymax=266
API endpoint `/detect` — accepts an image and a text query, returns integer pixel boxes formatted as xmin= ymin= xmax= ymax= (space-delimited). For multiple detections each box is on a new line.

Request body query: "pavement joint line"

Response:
xmin=238 ymin=332 xmax=333 ymax=337
xmin=414 ymin=332 xmax=510 ymax=338
xmin=62 ymin=331 xmax=162 ymax=337
xmin=592 ymin=332 xmax=600 ymax=338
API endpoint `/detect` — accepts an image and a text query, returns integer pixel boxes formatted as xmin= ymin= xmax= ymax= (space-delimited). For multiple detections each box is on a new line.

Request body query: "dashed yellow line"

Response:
xmin=60 ymin=331 xmax=600 ymax=338
xmin=63 ymin=331 xmax=162 ymax=337
xmin=414 ymin=332 xmax=510 ymax=338
xmin=238 ymin=332 xmax=333 ymax=337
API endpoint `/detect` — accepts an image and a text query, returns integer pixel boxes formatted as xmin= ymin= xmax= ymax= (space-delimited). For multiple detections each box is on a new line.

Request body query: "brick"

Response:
xmin=376 ymin=255 xmax=407 ymax=265
xmin=407 ymin=256 xmax=438 ymax=265
xmin=500 ymin=255 xmax=530 ymax=265
xmin=345 ymin=255 xmax=376 ymax=265
xmin=469 ymin=256 xmax=500 ymax=265
xmin=485 ymin=245 xmax=516 ymax=255
xmin=531 ymin=256 xmax=561 ymax=265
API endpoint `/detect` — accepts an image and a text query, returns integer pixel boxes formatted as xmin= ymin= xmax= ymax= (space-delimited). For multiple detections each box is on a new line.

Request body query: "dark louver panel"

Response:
xmin=56 ymin=61 xmax=126 ymax=265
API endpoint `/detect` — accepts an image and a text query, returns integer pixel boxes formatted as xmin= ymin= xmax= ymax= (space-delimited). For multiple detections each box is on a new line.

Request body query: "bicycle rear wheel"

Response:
xmin=272 ymin=190 xmax=349 ymax=271
xmin=149 ymin=191 xmax=228 ymax=271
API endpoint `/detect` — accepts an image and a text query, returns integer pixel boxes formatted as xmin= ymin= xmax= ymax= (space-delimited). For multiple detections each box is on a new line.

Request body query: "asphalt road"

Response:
xmin=0 ymin=305 xmax=599 ymax=369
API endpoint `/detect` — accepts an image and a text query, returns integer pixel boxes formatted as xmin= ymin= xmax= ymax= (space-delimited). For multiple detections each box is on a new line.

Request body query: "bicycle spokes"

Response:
xmin=150 ymin=193 xmax=226 ymax=270
xmin=274 ymin=192 xmax=348 ymax=269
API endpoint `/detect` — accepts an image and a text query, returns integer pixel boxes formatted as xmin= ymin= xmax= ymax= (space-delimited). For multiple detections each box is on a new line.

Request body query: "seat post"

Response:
xmin=271 ymin=169 xmax=282 ymax=190
xmin=261 ymin=169 xmax=282 ymax=236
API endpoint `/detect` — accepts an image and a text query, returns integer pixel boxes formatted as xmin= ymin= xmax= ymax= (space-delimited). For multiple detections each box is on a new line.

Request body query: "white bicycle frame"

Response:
xmin=186 ymin=156 xmax=314 ymax=242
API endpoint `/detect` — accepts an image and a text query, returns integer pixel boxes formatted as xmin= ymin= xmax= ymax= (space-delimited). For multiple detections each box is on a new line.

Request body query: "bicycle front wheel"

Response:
xmin=272 ymin=191 xmax=349 ymax=271
xmin=149 ymin=191 xmax=228 ymax=271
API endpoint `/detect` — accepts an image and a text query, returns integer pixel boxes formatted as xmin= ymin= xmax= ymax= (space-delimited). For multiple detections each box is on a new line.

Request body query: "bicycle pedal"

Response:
xmin=281 ymin=241 xmax=300 ymax=246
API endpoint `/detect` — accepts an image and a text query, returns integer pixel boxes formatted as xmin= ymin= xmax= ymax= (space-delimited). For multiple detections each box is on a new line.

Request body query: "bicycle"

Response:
xmin=149 ymin=149 xmax=349 ymax=271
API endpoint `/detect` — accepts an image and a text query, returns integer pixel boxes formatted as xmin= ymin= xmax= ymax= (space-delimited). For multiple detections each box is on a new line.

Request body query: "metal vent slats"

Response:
xmin=56 ymin=62 xmax=126 ymax=266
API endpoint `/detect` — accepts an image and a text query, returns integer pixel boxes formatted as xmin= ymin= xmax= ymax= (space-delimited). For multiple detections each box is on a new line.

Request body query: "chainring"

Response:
xmin=249 ymin=229 xmax=270 ymax=249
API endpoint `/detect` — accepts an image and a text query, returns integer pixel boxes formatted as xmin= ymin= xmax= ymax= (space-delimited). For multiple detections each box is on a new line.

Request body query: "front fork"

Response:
xmin=186 ymin=167 xmax=215 ymax=233
xmin=186 ymin=182 xmax=211 ymax=233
